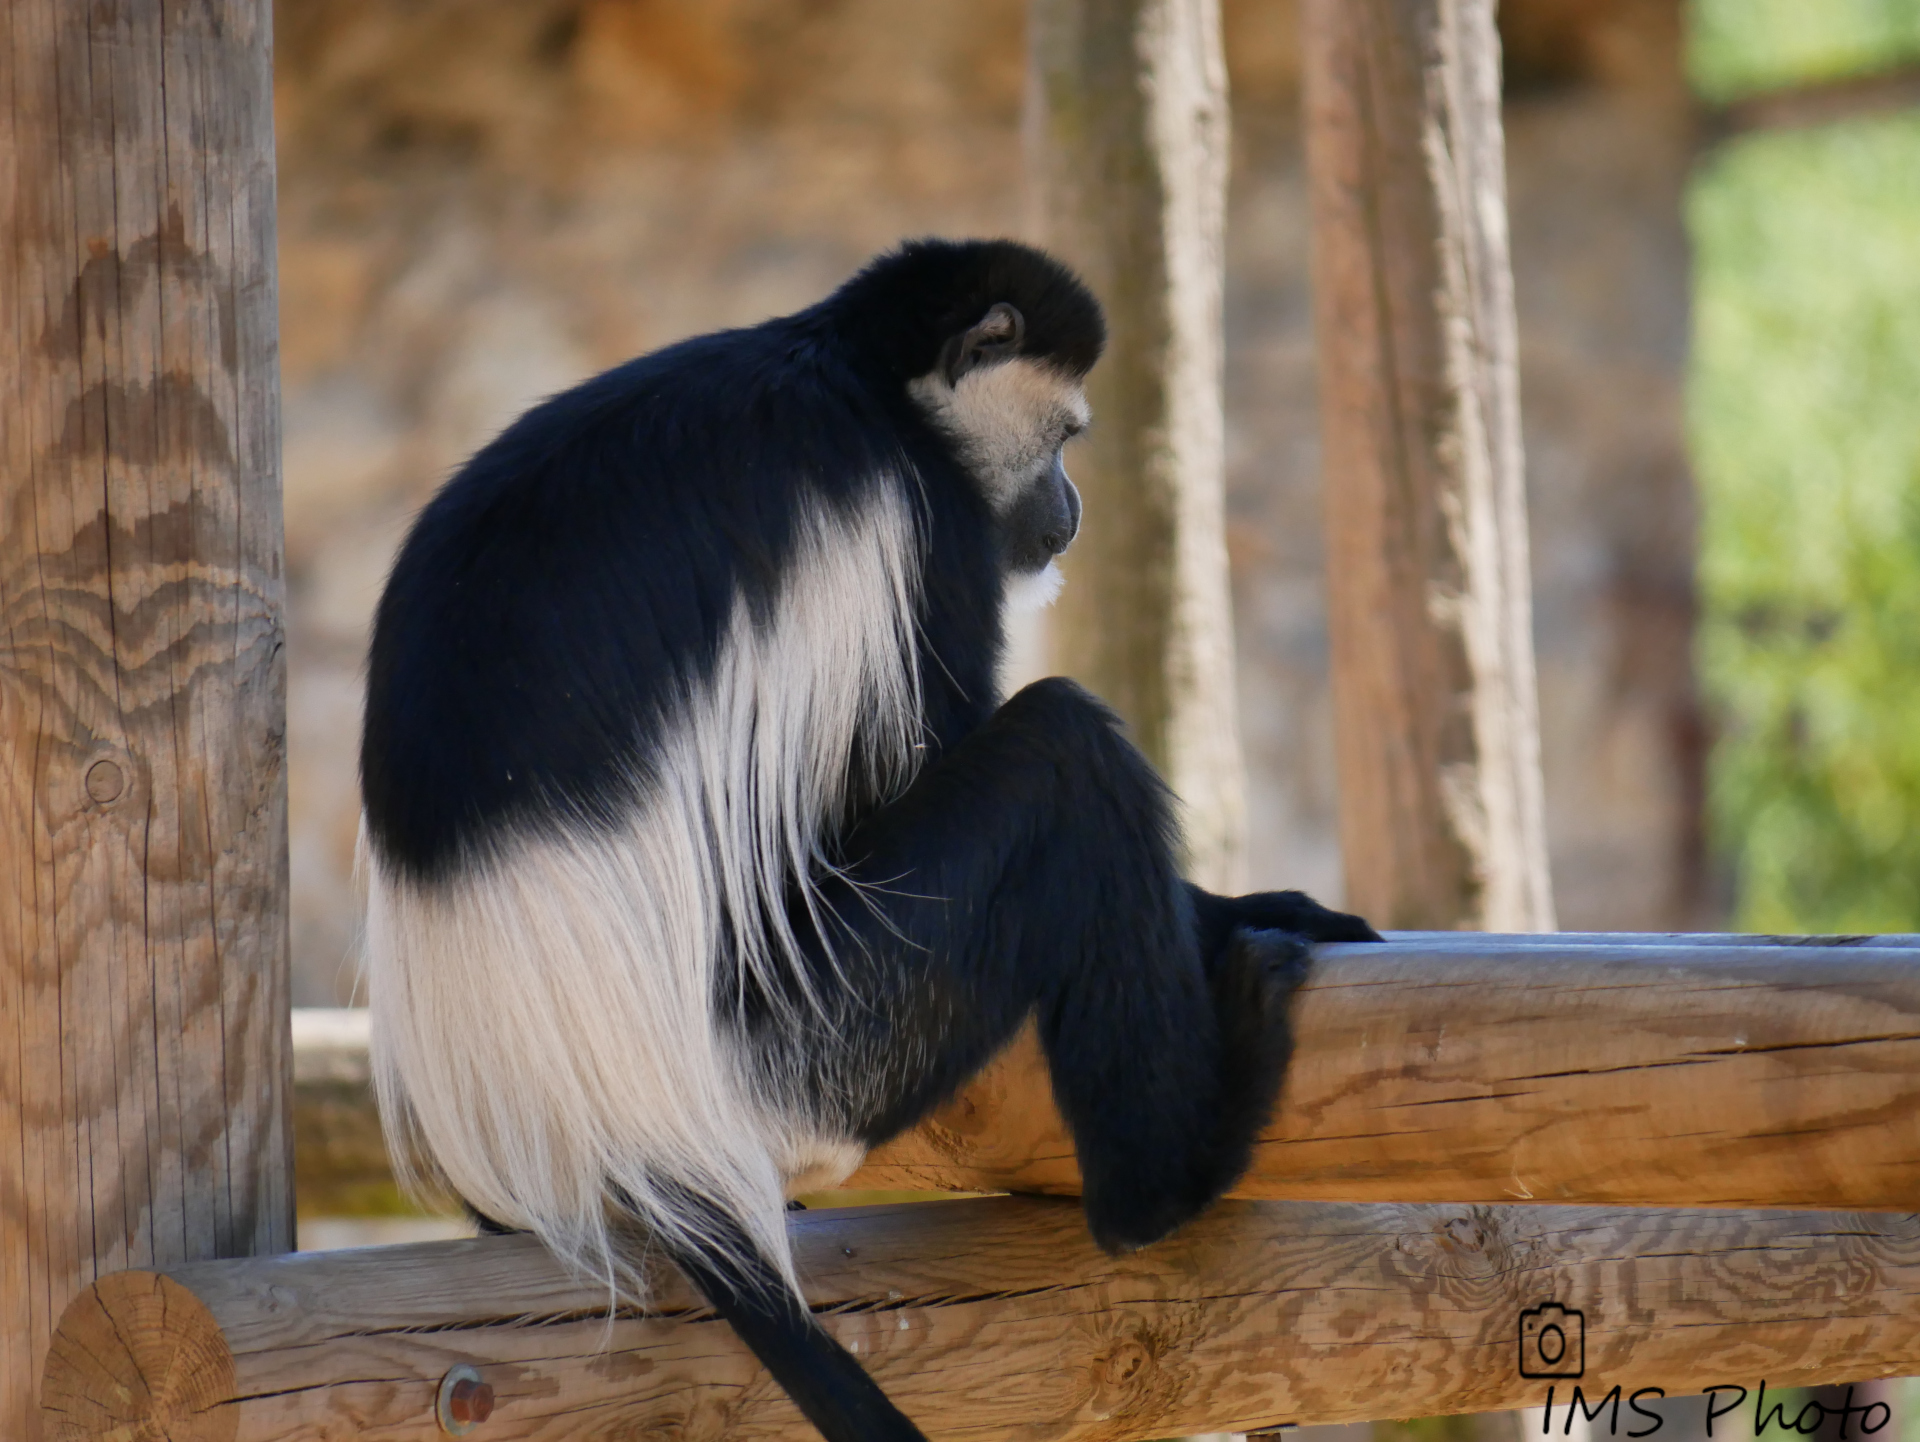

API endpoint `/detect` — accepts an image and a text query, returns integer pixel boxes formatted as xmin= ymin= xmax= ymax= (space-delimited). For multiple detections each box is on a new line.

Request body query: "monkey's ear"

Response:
xmin=942 ymin=302 xmax=1025 ymax=385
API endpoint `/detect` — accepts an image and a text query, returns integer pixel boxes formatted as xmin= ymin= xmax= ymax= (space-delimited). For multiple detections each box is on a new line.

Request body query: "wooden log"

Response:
xmin=39 ymin=1196 xmax=1920 ymax=1441
xmin=1301 ymin=0 xmax=1555 ymax=931
xmin=1026 ymin=0 xmax=1248 ymax=891
xmin=289 ymin=937 xmax=1920 ymax=1216
xmin=0 ymin=3 xmax=290 ymax=1439
xmin=852 ymin=935 xmax=1920 ymax=1206
xmin=290 ymin=1010 xmax=421 ymax=1218
xmin=1703 ymin=63 xmax=1920 ymax=147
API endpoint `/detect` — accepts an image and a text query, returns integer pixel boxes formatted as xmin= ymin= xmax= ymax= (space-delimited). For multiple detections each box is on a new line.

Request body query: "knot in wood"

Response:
xmin=1080 ymin=1312 xmax=1193 ymax=1422
xmin=1103 ymin=1339 xmax=1151 ymax=1384
xmin=85 ymin=758 xmax=124 ymax=804
xmin=1445 ymin=1214 xmax=1488 ymax=1252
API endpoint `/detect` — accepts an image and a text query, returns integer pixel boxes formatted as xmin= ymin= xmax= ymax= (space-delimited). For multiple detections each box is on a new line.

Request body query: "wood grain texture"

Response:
xmin=0 ymin=3 xmax=291 ymax=1438
xmin=1301 ymin=0 xmax=1554 ymax=931
xmin=851 ymin=935 xmax=1920 ymax=1208
xmin=40 ymin=1272 xmax=237 ymax=1442
xmin=41 ymin=1196 xmax=1920 ymax=1440
xmin=1027 ymin=0 xmax=1248 ymax=891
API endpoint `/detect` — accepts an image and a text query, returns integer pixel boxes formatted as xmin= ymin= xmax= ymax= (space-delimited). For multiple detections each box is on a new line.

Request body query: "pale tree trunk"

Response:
xmin=1302 ymin=0 xmax=1555 ymax=932
xmin=1026 ymin=0 xmax=1247 ymax=893
xmin=0 ymin=3 xmax=291 ymax=1437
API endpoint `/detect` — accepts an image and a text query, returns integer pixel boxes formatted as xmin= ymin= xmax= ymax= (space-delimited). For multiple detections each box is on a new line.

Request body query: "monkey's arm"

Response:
xmin=803 ymin=677 xmax=1366 ymax=1252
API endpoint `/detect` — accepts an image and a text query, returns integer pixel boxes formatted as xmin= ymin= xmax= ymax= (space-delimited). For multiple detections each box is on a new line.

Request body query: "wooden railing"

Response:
xmin=39 ymin=933 xmax=1920 ymax=1440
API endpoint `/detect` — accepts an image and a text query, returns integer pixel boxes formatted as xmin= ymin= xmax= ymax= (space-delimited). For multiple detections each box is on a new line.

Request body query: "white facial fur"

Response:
xmin=909 ymin=356 xmax=1090 ymax=516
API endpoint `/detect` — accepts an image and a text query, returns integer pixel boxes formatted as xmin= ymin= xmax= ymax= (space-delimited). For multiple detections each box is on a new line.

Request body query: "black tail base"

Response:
xmin=664 ymin=1206 xmax=930 ymax=1442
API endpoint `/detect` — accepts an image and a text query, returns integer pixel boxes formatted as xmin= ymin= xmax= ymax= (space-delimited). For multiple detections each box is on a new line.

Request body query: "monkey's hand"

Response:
xmin=1227 ymin=889 xmax=1382 ymax=943
xmin=1188 ymin=884 xmax=1382 ymax=962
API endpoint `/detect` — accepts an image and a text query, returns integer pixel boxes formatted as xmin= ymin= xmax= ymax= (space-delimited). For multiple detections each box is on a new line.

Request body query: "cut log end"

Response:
xmin=40 ymin=1272 xmax=237 ymax=1442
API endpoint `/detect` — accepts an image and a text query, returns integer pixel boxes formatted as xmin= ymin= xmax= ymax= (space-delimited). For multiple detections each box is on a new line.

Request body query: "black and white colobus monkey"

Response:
xmin=360 ymin=238 xmax=1379 ymax=1442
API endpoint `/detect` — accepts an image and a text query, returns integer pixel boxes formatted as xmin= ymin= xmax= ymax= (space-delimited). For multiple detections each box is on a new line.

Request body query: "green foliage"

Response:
xmin=1689 ymin=113 xmax=1920 ymax=933
xmin=1688 ymin=0 xmax=1920 ymax=102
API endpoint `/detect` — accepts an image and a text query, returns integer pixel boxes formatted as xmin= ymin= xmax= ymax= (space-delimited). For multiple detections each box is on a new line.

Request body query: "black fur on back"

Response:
xmin=360 ymin=238 xmax=1104 ymax=885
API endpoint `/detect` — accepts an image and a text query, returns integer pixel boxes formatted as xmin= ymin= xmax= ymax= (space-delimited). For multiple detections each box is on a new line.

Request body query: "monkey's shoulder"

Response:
xmin=358 ymin=321 xmax=936 ymax=880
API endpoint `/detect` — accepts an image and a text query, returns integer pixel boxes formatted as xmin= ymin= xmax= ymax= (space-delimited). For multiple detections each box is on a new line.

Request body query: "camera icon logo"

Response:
xmin=1518 ymin=1302 xmax=1585 ymax=1379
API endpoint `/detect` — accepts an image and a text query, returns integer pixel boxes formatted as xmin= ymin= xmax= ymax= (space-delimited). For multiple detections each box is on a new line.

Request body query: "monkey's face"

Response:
xmin=908 ymin=303 xmax=1091 ymax=578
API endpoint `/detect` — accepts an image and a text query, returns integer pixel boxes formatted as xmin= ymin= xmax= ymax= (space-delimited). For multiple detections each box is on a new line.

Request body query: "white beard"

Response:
xmin=1005 ymin=559 xmax=1066 ymax=616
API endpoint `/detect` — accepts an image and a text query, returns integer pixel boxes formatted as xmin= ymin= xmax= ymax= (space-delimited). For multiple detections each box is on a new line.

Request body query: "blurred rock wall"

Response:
xmin=277 ymin=0 xmax=1706 ymax=1004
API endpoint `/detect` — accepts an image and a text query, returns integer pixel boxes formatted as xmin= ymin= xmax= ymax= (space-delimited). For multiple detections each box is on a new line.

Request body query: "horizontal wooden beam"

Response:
xmin=40 ymin=1196 xmax=1920 ymax=1440
xmin=850 ymin=934 xmax=1920 ymax=1207
xmin=291 ymin=934 xmax=1920 ymax=1216
xmin=1702 ymin=63 xmax=1920 ymax=147
xmin=289 ymin=1008 xmax=409 ymax=1217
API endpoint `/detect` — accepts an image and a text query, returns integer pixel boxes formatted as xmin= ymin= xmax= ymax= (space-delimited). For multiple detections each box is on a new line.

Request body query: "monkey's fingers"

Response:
xmin=1231 ymin=889 xmax=1384 ymax=944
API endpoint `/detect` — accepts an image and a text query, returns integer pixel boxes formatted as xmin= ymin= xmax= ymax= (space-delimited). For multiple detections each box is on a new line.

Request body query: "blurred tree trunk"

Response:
xmin=1302 ymin=0 xmax=1555 ymax=931
xmin=1026 ymin=0 xmax=1247 ymax=892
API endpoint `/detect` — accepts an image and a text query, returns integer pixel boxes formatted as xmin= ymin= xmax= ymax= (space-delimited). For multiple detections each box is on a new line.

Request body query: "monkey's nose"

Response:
xmin=1042 ymin=513 xmax=1077 ymax=556
xmin=1043 ymin=466 xmax=1082 ymax=555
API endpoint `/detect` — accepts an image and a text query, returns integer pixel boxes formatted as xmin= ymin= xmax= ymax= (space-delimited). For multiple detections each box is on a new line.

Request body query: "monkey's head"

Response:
xmin=832 ymin=239 xmax=1105 ymax=579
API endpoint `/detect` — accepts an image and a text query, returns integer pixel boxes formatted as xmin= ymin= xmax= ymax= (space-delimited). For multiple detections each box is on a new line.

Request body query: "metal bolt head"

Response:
xmin=450 ymin=1379 xmax=493 ymax=1425
xmin=436 ymin=1365 xmax=493 ymax=1434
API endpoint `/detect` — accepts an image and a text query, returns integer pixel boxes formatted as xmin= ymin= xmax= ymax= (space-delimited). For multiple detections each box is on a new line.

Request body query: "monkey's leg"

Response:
xmin=816 ymin=676 xmax=1303 ymax=1253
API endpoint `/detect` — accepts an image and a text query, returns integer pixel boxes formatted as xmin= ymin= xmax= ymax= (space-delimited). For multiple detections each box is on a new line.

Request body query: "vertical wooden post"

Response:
xmin=1027 ymin=0 xmax=1247 ymax=892
xmin=1302 ymin=0 xmax=1555 ymax=931
xmin=1 ymin=3 xmax=290 ymax=1437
